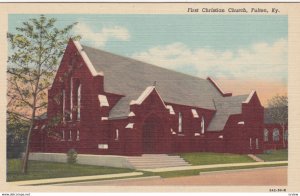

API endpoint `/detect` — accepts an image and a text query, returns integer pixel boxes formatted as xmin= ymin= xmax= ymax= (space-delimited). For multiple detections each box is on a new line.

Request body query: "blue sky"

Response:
xmin=9 ymin=14 xmax=288 ymax=99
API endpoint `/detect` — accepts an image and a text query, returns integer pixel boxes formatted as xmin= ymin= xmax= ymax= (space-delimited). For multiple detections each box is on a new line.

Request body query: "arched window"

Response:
xmin=273 ymin=128 xmax=280 ymax=142
xmin=62 ymin=89 xmax=65 ymax=122
xmin=178 ymin=112 xmax=182 ymax=133
xmin=284 ymin=130 xmax=288 ymax=141
xmin=76 ymin=130 xmax=80 ymax=141
xmin=77 ymin=84 xmax=81 ymax=120
xmin=201 ymin=116 xmax=205 ymax=134
xmin=264 ymin=129 xmax=269 ymax=142
xmin=70 ymin=78 xmax=73 ymax=120
xmin=115 ymin=129 xmax=119 ymax=140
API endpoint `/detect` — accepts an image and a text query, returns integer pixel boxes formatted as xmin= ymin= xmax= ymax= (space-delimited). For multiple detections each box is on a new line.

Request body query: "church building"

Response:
xmin=30 ymin=39 xmax=265 ymax=155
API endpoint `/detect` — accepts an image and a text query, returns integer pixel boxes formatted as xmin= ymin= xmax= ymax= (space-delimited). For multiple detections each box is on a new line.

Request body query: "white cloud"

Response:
xmin=131 ymin=39 xmax=288 ymax=82
xmin=74 ymin=22 xmax=130 ymax=48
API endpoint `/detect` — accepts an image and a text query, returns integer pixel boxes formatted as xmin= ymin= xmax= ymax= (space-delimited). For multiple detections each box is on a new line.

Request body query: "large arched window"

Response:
xmin=70 ymin=78 xmax=73 ymax=120
xmin=178 ymin=112 xmax=182 ymax=133
xmin=264 ymin=129 xmax=269 ymax=142
xmin=273 ymin=128 xmax=280 ymax=142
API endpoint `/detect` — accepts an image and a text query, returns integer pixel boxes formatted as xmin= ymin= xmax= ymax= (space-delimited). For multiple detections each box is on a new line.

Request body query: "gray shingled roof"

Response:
xmin=82 ymin=45 xmax=249 ymax=131
xmin=207 ymin=94 xmax=248 ymax=131
xmin=82 ymin=46 xmax=224 ymax=114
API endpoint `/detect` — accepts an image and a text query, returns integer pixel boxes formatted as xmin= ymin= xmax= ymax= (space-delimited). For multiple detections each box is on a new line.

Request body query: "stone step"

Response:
xmin=126 ymin=154 xmax=190 ymax=169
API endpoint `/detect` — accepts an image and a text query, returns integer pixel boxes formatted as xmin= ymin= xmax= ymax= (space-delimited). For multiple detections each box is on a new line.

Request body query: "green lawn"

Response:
xmin=7 ymin=159 xmax=134 ymax=182
xmin=256 ymin=149 xmax=288 ymax=162
xmin=177 ymin=152 xmax=255 ymax=165
xmin=153 ymin=163 xmax=288 ymax=178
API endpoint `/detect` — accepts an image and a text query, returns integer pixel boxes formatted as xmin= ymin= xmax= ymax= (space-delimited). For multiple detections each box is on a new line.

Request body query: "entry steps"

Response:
xmin=126 ymin=154 xmax=191 ymax=169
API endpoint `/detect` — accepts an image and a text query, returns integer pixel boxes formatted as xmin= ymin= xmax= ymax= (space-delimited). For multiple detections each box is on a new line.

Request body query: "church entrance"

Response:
xmin=142 ymin=114 xmax=163 ymax=153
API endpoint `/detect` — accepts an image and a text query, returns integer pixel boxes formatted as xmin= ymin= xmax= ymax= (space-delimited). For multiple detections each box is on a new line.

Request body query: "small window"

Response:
xmin=62 ymin=130 xmax=65 ymax=141
xmin=76 ymin=130 xmax=80 ymax=141
xmin=115 ymin=129 xmax=119 ymax=140
xmin=284 ymin=130 xmax=288 ymax=141
xmin=256 ymin=138 xmax=259 ymax=149
xmin=264 ymin=129 xmax=269 ymax=142
xmin=273 ymin=128 xmax=280 ymax=142
xmin=249 ymin=138 xmax=252 ymax=149
xmin=201 ymin=116 xmax=205 ymax=134
xmin=178 ymin=112 xmax=182 ymax=133
xmin=69 ymin=130 xmax=72 ymax=141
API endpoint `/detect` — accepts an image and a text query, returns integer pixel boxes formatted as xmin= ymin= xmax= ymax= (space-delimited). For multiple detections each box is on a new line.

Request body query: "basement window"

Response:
xmin=98 ymin=144 xmax=108 ymax=149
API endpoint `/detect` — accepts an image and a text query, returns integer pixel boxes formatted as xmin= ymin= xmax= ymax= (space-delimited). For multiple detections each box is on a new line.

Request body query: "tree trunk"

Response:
xmin=21 ymin=124 xmax=34 ymax=174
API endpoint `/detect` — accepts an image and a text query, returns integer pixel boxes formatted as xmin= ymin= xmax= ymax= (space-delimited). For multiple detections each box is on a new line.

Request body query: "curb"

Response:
xmin=199 ymin=166 xmax=287 ymax=176
xmin=56 ymin=176 xmax=161 ymax=186
xmin=9 ymin=172 xmax=143 ymax=186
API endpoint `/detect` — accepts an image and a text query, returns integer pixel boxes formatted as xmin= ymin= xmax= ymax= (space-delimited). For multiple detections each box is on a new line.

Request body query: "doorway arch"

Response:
xmin=142 ymin=114 xmax=163 ymax=153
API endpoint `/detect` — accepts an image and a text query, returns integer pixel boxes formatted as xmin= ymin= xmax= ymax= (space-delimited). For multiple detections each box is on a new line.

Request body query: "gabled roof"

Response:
xmin=81 ymin=45 xmax=225 ymax=118
xmin=207 ymin=94 xmax=249 ymax=131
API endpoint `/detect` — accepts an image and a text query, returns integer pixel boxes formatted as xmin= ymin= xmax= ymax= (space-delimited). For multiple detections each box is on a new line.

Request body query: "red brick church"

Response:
xmin=30 ymin=39 xmax=265 ymax=155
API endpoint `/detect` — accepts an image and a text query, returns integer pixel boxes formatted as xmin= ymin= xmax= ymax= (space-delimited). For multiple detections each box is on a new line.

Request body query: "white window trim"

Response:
xmin=238 ymin=121 xmax=245 ymax=125
xmin=115 ymin=129 xmax=119 ymax=140
xmin=98 ymin=94 xmax=109 ymax=107
xmin=126 ymin=123 xmax=134 ymax=129
xmin=98 ymin=144 xmax=108 ymax=149
xmin=69 ymin=130 xmax=72 ymax=141
xmin=201 ymin=116 xmax=205 ymax=134
xmin=256 ymin=138 xmax=259 ymax=149
xmin=76 ymin=130 xmax=80 ymax=141
xmin=178 ymin=112 xmax=182 ymax=133
xmin=77 ymin=84 xmax=81 ymax=120
xmin=70 ymin=78 xmax=73 ymax=120
xmin=167 ymin=105 xmax=175 ymax=115
xmin=273 ymin=128 xmax=280 ymax=142
xmin=191 ymin=109 xmax=199 ymax=118
xmin=264 ymin=129 xmax=269 ymax=142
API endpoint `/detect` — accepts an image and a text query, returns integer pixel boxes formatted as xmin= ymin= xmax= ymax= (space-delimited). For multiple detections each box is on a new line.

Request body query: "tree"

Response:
xmin=7 ymin=15 xmax=80 ymax=173
xmin=266 ymin=95 xmax=288 ymax=148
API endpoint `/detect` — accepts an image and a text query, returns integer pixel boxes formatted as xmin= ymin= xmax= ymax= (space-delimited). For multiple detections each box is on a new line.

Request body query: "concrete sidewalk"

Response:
xmin=9 ymin=172 xmax=143 ymax=186
xmin=140 ymin=161 xmax=288 ymax=172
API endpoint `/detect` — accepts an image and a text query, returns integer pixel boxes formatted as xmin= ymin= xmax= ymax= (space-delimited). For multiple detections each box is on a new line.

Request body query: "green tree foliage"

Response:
xmin=267 ymin=95 xmax=288 ymax=148
xmin=7 ymin=15 xmax=80 ymax=173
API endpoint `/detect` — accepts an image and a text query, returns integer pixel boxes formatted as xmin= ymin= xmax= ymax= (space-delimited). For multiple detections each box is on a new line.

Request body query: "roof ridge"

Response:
xmin=81 ymin=44 xmax=209 ymax=82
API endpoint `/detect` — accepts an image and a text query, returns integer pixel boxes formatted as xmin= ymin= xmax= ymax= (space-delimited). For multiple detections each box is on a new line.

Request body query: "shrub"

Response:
xmin=67 ymin=149 xmax=77 ymax=164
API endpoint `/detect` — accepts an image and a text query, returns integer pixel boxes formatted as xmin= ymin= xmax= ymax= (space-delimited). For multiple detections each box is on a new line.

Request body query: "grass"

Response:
xmin=7 ymin=159 xmax=134 ymax=182
xmin=256 ymin=149 xmax=288 ymax=162
xmin=152 ymin=163 xmax=288 ymax=178
xmin=176 ymin=152 xmax=255 ymax=165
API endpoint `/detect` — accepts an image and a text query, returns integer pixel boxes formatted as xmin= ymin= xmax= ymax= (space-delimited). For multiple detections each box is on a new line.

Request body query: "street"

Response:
xmin=59 ymin=166 xmax=287 ymax=186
